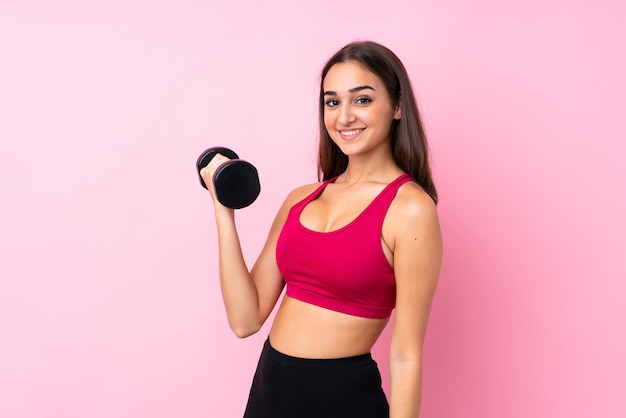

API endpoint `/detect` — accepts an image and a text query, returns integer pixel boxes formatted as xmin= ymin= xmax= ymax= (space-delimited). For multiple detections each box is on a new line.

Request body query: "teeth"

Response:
xmin=341 ymin=129 xmax=362 ymax=136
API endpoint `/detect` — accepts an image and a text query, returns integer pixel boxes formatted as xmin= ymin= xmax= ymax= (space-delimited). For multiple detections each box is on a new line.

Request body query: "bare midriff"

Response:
xmin=269 ymin=294 xmax=389 ymax=359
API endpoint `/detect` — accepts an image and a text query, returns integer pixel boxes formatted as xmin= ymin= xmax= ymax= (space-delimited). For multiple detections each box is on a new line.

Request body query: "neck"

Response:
xmin=339 ymin=152 xmax=402 ymax=184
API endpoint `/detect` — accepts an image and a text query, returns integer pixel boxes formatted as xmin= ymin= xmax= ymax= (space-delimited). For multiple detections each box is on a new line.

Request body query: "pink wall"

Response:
xmin=1 ymin=1 xmax=624 ymax=417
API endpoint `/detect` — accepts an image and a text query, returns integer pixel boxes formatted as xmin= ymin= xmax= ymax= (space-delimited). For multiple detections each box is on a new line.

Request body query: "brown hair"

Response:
xmin=317 ymin=41 xmax=438 ymax=204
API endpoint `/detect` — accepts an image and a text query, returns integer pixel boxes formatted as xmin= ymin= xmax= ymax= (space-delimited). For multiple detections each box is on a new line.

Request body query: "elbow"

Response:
xmin=389 ymin=344 xmax=423 ymax=368
xmin=226 ymin=310 xmax=264 ymax=338
xmin=230 ymin=323 xmax=261 ymax=339
xmin=389 ymin=356 xmax=423 ymax=382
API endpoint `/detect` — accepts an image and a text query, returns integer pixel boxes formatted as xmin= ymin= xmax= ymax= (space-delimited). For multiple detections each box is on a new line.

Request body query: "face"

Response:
xmin=322 ymin=61 xmax=400 ymax=158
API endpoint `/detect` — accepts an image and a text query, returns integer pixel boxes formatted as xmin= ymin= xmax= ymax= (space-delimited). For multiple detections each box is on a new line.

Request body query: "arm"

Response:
xmin=201 ymin=155 xmax=300 ymax=338
xmin=386 ymin=185 xmax=442 ymax=417
xmin=213 ymin=201 xmax=287 ymax=338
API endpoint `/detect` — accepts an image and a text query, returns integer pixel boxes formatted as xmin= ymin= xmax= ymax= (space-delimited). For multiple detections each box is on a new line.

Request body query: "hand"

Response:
xmin=199 ymin=153 xmax=233 ymax=209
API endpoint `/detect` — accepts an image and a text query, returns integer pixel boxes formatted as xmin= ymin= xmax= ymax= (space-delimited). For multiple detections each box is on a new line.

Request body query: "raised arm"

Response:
xmin=386 ymin=183 xmax=442 ymax=418
xmin=200 ymin=155 xmax=311 ymax=337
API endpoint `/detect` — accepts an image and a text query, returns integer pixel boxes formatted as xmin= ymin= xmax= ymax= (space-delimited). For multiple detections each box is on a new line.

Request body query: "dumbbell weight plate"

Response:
xmin=196 ymin=146 xmax=261 ymax=209
xmin=213 ymin=160 xmax=260 ymax=209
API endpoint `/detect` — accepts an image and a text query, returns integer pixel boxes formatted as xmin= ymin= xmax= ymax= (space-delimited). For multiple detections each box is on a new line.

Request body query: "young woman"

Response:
xmin=200 ymin=41 xmax=442 ymax=418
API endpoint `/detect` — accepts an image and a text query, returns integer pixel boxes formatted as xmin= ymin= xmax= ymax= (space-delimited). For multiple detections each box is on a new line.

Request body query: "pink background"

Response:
xmin=1 ymin=1 xmax=625 ymax=417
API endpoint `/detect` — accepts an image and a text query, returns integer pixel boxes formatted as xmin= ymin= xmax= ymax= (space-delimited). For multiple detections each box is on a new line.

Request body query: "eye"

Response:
xmin=355 ymin=96 xmax=372 ymax=105
xmin=325 ymin=98 xmax=339 ymax=108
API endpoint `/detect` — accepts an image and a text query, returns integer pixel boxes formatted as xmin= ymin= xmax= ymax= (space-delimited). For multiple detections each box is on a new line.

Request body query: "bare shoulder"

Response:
xmin=389 ymin=180 xmax=438 ymax=223
xmin=264 ymin=181 xmax=323 ymax=245
xmin=383 ymin=179 xmax=441 ymax=252
xmin=282 ymin=181 xmax=323 ymax=208
xmin=267 ymin=181 xmax=322 ymax=235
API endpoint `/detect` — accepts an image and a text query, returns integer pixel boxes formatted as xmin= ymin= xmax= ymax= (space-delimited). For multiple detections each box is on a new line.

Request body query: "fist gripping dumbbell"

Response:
xmin=196 ymin=147 xmax=261 ymax=209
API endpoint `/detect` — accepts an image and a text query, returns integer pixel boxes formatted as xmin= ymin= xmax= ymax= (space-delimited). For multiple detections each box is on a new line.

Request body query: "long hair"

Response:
xmin=317 ymin=41 xmax=438 ymax=204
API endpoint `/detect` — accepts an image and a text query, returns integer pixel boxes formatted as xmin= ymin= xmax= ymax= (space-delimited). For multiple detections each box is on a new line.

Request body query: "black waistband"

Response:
xmin=263 ymin=338 xmax=374 ymax=370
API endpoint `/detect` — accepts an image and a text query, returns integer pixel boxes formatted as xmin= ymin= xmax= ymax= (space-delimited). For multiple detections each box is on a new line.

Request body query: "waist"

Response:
xmin=269 ymin=295 xmax=389 ymax=359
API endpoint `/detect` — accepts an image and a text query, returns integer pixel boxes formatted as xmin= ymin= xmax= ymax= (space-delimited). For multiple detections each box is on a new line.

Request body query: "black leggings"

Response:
xmin=243 ymin=338 xmax=389 ymax=418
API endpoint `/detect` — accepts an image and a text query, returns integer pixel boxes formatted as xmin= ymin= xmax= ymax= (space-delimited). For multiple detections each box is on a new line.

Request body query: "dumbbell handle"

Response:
xmin=196 ymin=147 xmax=240 ymax=190
xmin=196 ymin=147 xmax=260 ymax=209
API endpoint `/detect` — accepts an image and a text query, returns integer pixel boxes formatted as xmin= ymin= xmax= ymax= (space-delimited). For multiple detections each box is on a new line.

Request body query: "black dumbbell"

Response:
xmin=196 ymin=147 xmax=261 ymax=209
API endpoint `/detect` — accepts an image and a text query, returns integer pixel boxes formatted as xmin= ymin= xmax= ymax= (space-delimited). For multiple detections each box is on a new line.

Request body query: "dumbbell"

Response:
xmin=196 ymin=147 xmax=261 ymax=209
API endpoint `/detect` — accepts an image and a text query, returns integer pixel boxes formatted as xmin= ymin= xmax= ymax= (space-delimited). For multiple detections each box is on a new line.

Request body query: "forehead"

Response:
xmin=323 ymin=61 xmax=384 ymax=92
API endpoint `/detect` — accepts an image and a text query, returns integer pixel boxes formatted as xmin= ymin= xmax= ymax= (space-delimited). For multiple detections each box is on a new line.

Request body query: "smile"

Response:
xmin=339 ymin=128 xmax=365 ymax=139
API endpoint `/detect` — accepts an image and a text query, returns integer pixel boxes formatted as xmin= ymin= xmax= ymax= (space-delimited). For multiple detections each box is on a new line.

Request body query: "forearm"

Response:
xmin=389 ymin=360 xmax=422 ymax=418
xmin=214 ymin=208 xmax=262 ymax=337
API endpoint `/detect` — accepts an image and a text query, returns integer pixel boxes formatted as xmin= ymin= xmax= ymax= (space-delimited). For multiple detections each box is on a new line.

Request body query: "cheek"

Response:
xmin=368 ymin=106 xmax=395 ymax=126
xmin=323 ymin=111 xmax=334 ymax=130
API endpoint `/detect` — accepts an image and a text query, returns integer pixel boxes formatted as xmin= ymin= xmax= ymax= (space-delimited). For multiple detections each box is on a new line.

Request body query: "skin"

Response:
xmin=201 ymin=61 xmax=442 ymax=418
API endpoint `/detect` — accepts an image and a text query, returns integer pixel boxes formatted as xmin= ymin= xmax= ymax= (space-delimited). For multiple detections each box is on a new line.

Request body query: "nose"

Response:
xmin=338 ymin=103 xmax=356 ymax=125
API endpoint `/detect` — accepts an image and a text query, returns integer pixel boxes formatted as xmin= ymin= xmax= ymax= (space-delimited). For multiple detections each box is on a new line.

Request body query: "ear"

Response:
xmin=393 ymin=102 xmax=401 ymax=120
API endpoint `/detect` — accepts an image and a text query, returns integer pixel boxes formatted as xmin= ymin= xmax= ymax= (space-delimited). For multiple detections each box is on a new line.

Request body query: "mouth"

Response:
xmin=338 ymin=128 xmax=365 ymax=140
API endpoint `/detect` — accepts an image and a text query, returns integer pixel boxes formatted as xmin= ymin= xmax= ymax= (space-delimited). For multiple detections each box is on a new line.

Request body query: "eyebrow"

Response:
xmin=323 ymin=85 xmax=375 ymax=96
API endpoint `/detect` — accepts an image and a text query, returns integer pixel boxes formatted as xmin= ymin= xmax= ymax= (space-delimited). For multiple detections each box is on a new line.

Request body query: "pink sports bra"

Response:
xmin=276 ymin=174 xmax=412 ymax=319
